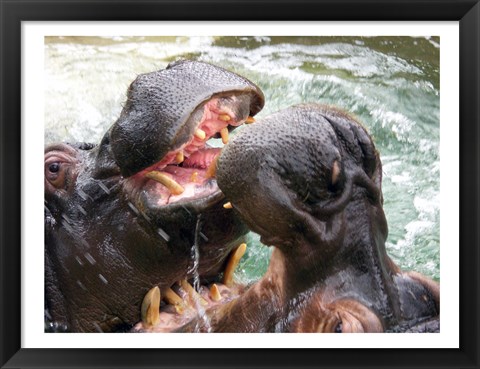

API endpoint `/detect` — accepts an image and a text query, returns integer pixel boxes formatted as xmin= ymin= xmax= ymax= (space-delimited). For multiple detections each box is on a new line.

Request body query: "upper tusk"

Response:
xmin=218 ymin=114 xmax=231 ymax=122
xmin=220 ymin=127 xmax=229 ymax=144
xmin=194 ymin=129 xmax=206 ymax=140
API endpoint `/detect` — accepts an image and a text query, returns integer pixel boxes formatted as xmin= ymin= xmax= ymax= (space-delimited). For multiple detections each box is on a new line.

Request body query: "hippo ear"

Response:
xmin=321 ymin=109 xmax=381 ymax=187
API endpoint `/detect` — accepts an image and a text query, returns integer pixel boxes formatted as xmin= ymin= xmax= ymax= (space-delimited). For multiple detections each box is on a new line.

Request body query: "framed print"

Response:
xmin=1 ymin=0 xmax=479 ymax=368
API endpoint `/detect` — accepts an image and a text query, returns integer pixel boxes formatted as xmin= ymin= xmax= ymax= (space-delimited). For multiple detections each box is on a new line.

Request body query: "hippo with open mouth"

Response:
xmin=44 ymin=60 xmax=264 ymax=332
xmin=138 ymin=104 xmax=439 ymax=333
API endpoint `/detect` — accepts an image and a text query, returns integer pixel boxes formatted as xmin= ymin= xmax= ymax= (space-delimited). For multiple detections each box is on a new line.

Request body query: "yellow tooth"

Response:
xmin=190 ymin=171 xmax=199 ymax=183
xmin=245 ymin=116 xmax=255 ymax=124
xmin=218 ymin=114 xmax=231 ymax=122
xmin=220 ymin=127 xmax=229 ymax=144
xmin=194 ymin=129 xmax=206 ymax=140
xmin=180 ymin=280 xmax=208 ymax=306
xmin=205 ymin=156 xmax=218 ymax=178
xmin=175 ymin=151 xmax=184 ymax=164
xmin=209 ymin=283 xmax=221 ymax=302
xmin=141 ymin=286 xmax=160 ymax=327
xmin=223 ymin=243 xmax=247 ymax=287
xmin=146 ymin=171 xmax=185 ymax=195
xmin=163 ymin=287 xmax=186 ymax=314
xmin=223 ymin=202 xmax=233 ymax=209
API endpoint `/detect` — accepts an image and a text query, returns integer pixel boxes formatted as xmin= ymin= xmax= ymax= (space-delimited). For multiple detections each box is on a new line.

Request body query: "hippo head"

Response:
xmin=215 ymin=104 xmax=438 ymax=333
xmin=44 ymin=60 xmax=264 ymax=332
xmin=217 ymin=104 xmax=385 ymax=263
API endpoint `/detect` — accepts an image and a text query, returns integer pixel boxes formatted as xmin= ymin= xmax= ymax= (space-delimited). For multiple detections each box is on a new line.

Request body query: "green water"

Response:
xmin=45 ymin=36 xmax=440 ymax=282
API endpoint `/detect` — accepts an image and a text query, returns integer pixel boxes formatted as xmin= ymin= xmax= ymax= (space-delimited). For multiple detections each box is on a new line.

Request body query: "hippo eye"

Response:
xmin=334 ymin=322 xmax=342 ymax=333
xmin=49 ymin=162 xmax=60 ymax=173
xmin=45 ymin=159 xmax=68 ymax=189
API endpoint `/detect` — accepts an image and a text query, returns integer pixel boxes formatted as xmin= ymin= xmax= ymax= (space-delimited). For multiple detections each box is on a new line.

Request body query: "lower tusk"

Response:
xmin=223 ymin=202 xmax=233 ymax=209
xmin=209 ymin=283 xmax=221 ymax=302
xmin=190 ymin=171 xmax=199 ymax=183
xmin=218 ymin=114 xmax=231 ymax=122
xmin=141 ymin=286 xmax=160 ymax=327
xmin=146 ymin=171 xmax=185 ymax=195
xmin=194 ymin=129 xmax=206 ymax=140
xmin=245 ymin=116 xmax=255 ymax=124
xmin=220 ymin=127 xmax=229 ymax=144
xmin=223 ymin=243 xmax=247 ymax=287
xmin=163 ymin=287 xmax=186 ymax=314
xmin=180 ymin=280 xmax=208 ymax=306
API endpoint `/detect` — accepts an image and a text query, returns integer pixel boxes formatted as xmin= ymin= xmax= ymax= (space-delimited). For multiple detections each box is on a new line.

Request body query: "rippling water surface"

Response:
xmin=45 ymin=36 xmax=440 ymax=282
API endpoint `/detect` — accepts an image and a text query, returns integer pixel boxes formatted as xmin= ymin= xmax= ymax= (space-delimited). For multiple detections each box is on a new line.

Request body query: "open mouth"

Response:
xmin=126 ymin=95 xmax=255 ymax=208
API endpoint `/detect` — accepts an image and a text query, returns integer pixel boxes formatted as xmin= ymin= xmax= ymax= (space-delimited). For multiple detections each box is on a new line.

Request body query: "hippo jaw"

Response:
xmin=106 ymin=59 xmax=265 ymax=219
xmin=121 ymin=95 xmax=250 ymax=215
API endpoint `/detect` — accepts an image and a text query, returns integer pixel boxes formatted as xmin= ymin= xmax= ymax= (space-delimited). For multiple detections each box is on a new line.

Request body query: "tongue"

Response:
xmin=183 ymin=148 xmax=221 ymax=169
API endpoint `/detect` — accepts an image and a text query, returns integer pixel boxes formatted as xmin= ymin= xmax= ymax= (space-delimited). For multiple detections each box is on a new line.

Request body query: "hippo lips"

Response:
xmin=124 ymin=97 xmax=253 ymax=210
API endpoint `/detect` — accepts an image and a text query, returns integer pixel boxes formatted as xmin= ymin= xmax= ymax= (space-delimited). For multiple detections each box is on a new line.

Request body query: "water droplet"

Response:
xmin=97 ymin=181 xmax=110 ymax=194
xmin=98 ymin=274 xmax=108 ymax=284
xmin=77 ymin=188 xmax=90 ymax=201
xmin=77 ymin=204 xmax=87 ymax=216
xmin=128 ymin=202 xmax=140 ymax=215
xmin=157 ymin=228 xmax=170 ymax=242
xmin=92 ymin=322 xmax=103 ymax=332
xmin=76 ymin=280 xmax=87 ymax=290
xmin=84 ymin=252 xmax=96 ymax=265
xmin=141 ymin=211 xmax=151 ymax=222
xmin=62 ymin=213 xmax=72 ymax=224
xmin=62 ymin=220 xmax=74 ymax=234
xmin=181 ymin=205 xmax=191 ymax=216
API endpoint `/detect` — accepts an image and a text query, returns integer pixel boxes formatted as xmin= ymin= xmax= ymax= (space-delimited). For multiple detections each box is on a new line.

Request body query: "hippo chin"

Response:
xmin=44 ymin=60 xmax=264 ymax=332
xmin=140 ymin=103 xmax=439 ymax=333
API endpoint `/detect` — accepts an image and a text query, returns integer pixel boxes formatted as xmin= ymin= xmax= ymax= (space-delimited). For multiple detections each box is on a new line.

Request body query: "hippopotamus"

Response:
xmin=44 ymin=60 xmax=265 ymax=332
xmin=138 ymin=103 xmax=439 ymax=333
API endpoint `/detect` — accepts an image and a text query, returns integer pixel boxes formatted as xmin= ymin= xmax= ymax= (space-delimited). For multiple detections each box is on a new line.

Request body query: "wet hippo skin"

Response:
xmin=44 ymin=60 xmax=264 ymax=332
xmin=198 ymin=103 xmax=439 ymax=333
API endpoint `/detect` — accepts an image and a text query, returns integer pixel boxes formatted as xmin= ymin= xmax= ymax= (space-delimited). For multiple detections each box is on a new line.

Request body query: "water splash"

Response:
xmin=188 ymin=214 xmax=212 ymax=332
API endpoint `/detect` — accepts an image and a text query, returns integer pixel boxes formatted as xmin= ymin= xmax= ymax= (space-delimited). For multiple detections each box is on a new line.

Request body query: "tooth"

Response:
xmin=146 ymin=171 xmax=185 ymax=195
xmin=245 ymin=116 xmax=255 ymax=124
xmin=220 ymin=127 xmax=229 ymax=144
xmin=223 ymin=202 xmax=233 ymax=209
xmin=163 ymin=287 xmax=186 ymax=314
xmin=190 ymin=171 xmax=199 ymax=183
xmin=218 ymin=114 xmax=231 ymax=122
xmin=180 ymin=280 xmax=208 ymax=306
xmin=176 ymin=151 xmax=184 ymax=164
xmin=194 ymin=129 xmax=206 ymax=140
xmin=205 ymin=156 xmax=218 ymax=178
xmin=223 ymin=243 xmax=247 ymax=287
xmin=332 ymin=160 xmax=340 ymax=185
xmin=209 ymin=284 xmax=221 ymax=302
xmin=141 ymin=286 xmax=160 ymax=327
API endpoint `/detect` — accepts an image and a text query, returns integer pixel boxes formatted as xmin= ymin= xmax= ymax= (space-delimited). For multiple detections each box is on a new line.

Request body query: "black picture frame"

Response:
xmin=1 ymin=1 xmax=479 ymax=368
